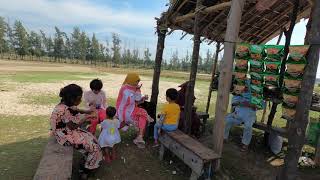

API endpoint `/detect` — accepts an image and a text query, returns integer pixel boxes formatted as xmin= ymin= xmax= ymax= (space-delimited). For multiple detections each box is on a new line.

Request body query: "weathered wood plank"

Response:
xmin=159 ymin=133 xmax=204 ymax=175
xmin=253 ymin=122 xmax=288 ymax=138
xmin=34 ymin=136 xmax=73 ymax=180
xmin=166 ymin=130 xmax=220 ymax=161
xmin=212 ymin=0 xmax=245 ymax=170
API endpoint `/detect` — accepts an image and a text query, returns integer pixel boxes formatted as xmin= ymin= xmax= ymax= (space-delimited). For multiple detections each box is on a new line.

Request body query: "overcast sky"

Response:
xmin=0 ymin=0 xmax=318 ymax=77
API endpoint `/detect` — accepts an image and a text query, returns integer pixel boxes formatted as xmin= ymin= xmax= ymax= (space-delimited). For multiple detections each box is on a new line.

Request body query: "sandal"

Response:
xmin=240 ymin=144 xmax=249 ymax=152
xmin=133 ymin=138 xmax=146 ymax=149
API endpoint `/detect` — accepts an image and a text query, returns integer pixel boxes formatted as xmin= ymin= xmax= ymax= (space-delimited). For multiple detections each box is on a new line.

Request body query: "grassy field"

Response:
xmin=0 ymin=59 xmax=319 ymax=179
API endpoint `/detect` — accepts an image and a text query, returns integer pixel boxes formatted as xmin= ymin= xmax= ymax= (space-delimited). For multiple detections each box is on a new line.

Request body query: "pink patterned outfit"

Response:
xmin=116 ymin=85 xmax=148 ymax=129
xmin=83 ymin=90 xmax=107 ymax=134
xmin=50 ymin=104 xmax=103 ymax=170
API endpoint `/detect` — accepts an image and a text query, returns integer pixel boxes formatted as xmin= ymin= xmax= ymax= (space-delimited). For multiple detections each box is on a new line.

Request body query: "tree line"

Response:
xmin=0 ymin=17 xmax=219 ymax=73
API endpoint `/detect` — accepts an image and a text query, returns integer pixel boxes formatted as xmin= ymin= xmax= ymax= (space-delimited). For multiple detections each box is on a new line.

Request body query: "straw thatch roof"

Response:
xmin=160 ymin=0 xmax=312 ymax=44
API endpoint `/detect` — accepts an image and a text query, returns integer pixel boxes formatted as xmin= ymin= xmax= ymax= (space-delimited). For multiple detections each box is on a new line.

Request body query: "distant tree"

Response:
xmin=63 ymin=33 xmax=72 ymax=60
xmin=79 ymin=31 xmax=88 ymax=61
xmin=170 ymin=50 xmax=179 ymax=70
xmin=111 ymin=33 xmax=121 ymax=65
xmin=143 ymin=48 xmax=152 ymax=67
xmin=53 ymin=27 xmax=65 ymax=61
xmin=91 ymin=33 xmax=100 ymax=63
xmin=0 ymin=17 xmax=7 ymax=56
xmin=28 ymin=31 xmax=42 ymax=59
xmin=6 ymin=21 xmax=15 ymax=57
xmin=13 ymin=20 xmax=29 ymax=58
xmin=71 ymin=27 xmax=81 ymax=59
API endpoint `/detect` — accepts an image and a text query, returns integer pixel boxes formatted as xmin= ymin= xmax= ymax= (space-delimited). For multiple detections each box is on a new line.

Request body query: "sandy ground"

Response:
xmin=0 ymin=60 xmax=186 ymax=116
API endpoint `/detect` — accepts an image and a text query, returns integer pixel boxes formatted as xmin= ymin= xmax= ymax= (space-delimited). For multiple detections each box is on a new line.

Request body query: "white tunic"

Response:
xmin=98 ymin=119 xmax=121 ymax=148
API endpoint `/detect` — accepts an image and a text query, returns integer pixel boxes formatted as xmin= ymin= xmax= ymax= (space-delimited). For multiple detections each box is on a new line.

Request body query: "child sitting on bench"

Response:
xmin=153 ymin=88 xmax=180 ymax=146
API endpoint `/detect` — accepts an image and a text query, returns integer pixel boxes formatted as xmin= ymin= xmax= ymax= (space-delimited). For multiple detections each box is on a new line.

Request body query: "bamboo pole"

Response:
xmin=212 ymin=0 xmax=245 ymax=170
xmin=184 ymin=0 xmax=204 ymax=134
xmin=279 ymin=1 xmax=320 ymax=178
xmin=205 ymin=42 xmax=221 ymax=114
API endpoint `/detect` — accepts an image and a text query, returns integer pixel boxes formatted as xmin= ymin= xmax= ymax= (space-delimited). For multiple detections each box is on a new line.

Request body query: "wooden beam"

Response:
xmin=212 ymin=0 xmax=245 ymax=170
xmin=206 ymin=42 xmax=221 ymax=114
xmin=279 ymin=0 xmax=320 ymax=179
xmin=151 ymin=24 xmax=167 ymax=106
xmin=173 ymin=2 xmax=231 ymax=23
xmin=201 ymin=9 xmax=228 ymax=33
xmin=184 ymin=0 xmax=204 ymax=134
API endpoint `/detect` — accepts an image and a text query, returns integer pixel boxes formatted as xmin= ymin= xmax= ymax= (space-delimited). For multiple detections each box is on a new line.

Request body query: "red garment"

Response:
xmin=88 ymin=108 xmax=106 ymax=135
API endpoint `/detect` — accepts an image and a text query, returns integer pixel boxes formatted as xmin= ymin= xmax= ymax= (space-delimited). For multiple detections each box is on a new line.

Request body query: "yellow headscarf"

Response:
xmin=123 ymin=73 xmax=140 ymax=86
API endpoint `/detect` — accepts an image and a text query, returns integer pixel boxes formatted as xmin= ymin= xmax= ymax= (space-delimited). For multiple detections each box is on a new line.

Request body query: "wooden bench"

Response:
xmin=34 ymin=136 xmax=73 ymax=180
xmin=196 ymin=111 xmax=209 ymax=134
xmin=159 ymin=130 xmax=220 ymax=180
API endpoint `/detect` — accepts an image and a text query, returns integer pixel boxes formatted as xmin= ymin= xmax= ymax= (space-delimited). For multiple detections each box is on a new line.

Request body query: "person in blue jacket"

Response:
xmin=224 ymin=80 xmax=264 ymax=152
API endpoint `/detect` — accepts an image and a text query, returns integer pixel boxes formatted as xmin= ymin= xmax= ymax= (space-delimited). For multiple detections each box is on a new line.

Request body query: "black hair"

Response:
xmin=166 ymin=88 xmax=178 ymax=101
xmin=90 ymin=79 xmax=103 ymax=91
xmin=59 ymin=84 xmax=83 ymax=107
xmin=106 ymin=106 xmax=117 ymax=119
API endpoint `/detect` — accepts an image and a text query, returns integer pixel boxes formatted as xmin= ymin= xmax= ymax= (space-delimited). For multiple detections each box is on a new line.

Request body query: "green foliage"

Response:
xmin=13 ymin=20 xmax=29 ymax=57
xmin=111 ymin=33 xmax=121 ymax=64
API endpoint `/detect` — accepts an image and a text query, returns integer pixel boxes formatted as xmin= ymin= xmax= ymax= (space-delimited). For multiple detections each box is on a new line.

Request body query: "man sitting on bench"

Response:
xmin=224 ymin=81 xmax=264 ymax=152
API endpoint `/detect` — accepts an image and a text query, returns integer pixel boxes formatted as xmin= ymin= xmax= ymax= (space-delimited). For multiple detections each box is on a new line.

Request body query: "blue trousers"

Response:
xmin=224 ymin=107 xmax=256 ymax=145
xmin=154 ymin=122 xmax=177 ymax=140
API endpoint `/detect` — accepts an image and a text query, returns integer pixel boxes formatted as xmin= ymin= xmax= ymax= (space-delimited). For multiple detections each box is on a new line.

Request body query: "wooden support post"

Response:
xmin=184 ymin=0 xmax=204 ymax=134
xmin=205 ymin=42 xmax=221 ymax=114
xmin=279 ymin=1 xmax=320 ymax=179
xmin=212 ymin=0 xmax=245 ymax=170
xmin=263 ymin=0 xmax=300 ymax=146
xmin=151 ymin=22 xmax=167 ymax=106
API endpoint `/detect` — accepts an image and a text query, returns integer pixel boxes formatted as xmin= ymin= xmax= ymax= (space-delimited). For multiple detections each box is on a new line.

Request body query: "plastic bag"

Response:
xmin=250 ymin=84 xmax=263 ymax=95
xmin=249 ymin=45 xmax=264 ymax=60
xmin=286 ymin=63 xmax=306 ymax=78
xmin=284 ymin=78 xmax=302 ymax=92
xmin=234 ymin=84 xmax=246 ymax=95
xmin=235 ymin=59 xmax=248 ymax=70
xmin=251 ymin=95 xmax=264 ymax=109
xmin=282 ymin=104 xmax=296 ymax=120
xmin=306 ymin=121 xmax=320 ymax=146
xmin=234 ymin=72 xmax=247 ymax=82
xmin=289 ymin=45 xmax=309 ymax=61
xmin=268 ymin=132 xmax=283 ymax=155
xmin=265 ymin=61 xmax=281 ymax=74
xmin=265 ymin=74 xmax=279 ymax=86
xmin=250 ymin=72 xmax=264 ymax=85
xmin=249 ymin=60 xmax=264 ymax=72
xmin=236 ymin=44 xmax=250 ymax=58
xmin=265 ymin=45 xmax=284 ymax=61
xmin=283 ymin=93 xmax=299 ymax=107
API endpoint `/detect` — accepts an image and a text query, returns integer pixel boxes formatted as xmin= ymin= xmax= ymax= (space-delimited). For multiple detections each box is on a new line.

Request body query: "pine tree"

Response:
xmin=91 ymin=33 xmax=100 ymax=63
xmin=0 ymin=17 xmax=7 ymax=56
xmin=29 ymin=31 xmax=42 ymax=58
xmin=13 ymin=20 xmax=29 ymax=58
xmin=53 ymin=27 xmax=64 ymax=61
xmin=111 ymin=33 xmax=121 ymax=65
xmin=143 ymin=48 xmax=152 ymax=67
xmin=78 ymin=31 xmax=88 ymax=61
xmin=71 ymin=27 xmax=81 ymax=59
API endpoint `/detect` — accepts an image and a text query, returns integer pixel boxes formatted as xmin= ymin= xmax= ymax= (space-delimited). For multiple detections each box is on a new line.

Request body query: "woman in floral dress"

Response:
xmin=50 ymin=84 xmax=103 ymax=179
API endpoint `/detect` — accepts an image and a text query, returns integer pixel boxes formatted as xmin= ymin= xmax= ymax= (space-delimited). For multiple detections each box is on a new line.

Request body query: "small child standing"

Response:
xmin=84 ymin=79 xmax=107 ymax=135
xmin=154 ymin=88 xmax=180 ymax=146
xmin=98 ymin=106 xmax=121 ymax=163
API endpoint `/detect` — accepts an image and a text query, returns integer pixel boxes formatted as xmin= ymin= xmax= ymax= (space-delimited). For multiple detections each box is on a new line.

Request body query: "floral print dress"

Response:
xmin=50 ymin=104 xmax=103 ymax=170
